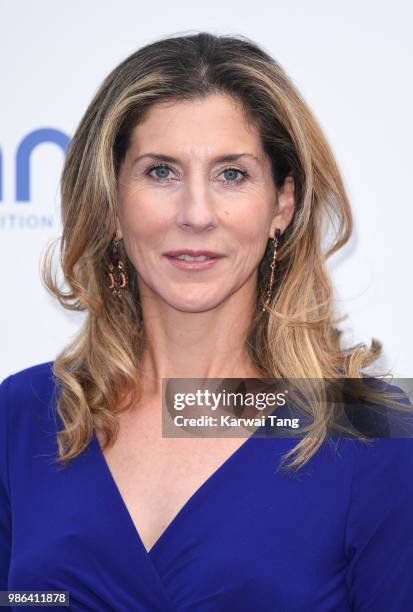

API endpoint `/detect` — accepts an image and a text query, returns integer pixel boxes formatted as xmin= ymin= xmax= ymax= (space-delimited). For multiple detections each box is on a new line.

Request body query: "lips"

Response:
xmin=164 ymin=249 xmax=225 ymax=258
xmin=163 ymin=249 xmax=225 ymax=271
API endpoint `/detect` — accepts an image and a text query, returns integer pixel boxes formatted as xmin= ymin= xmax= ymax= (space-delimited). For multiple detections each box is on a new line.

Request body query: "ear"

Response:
xmin=116 ymin=217 xmax=123 ymax=241
xmin=269 ymin=174 xmax=295 ymax=239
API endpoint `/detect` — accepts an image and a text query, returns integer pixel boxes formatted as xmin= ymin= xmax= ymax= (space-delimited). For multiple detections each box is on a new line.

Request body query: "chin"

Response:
xmin=165 ymin=294 xmax=225 ymax=314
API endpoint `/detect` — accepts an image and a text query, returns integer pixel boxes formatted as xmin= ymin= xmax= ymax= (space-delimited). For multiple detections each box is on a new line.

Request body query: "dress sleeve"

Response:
xmin=0 ymin=374 xmax=12 ymax=599
xmin=345 ymin=422 xmax=413 ymax=608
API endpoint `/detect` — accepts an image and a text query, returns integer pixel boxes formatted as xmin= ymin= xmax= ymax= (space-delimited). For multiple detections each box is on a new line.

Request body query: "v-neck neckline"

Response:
xmin=91 ymin=419 xmax=267 ymax=557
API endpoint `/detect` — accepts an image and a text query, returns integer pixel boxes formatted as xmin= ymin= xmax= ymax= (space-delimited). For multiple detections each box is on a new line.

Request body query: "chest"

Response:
xmin=96 ymin=409 xmax=250 ymax=553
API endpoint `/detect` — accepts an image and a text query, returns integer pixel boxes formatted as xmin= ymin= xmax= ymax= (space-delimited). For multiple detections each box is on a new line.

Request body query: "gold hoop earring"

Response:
xmin=105 ymin=236 xmax=128 ymax=298
xmin=262 ymin=228 xmax=281 ymax=313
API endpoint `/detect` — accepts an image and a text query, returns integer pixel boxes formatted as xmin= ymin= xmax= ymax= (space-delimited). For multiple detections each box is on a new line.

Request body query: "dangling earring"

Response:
xmin=262 ymin=228 xmax=281 ymax=313
xmin=105 ymin=236 xmax=128 ymax=298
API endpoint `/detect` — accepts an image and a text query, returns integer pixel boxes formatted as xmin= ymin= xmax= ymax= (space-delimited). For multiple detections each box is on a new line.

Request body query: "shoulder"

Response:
xmin=349 ymin=435 xmax=413 ymax=487
xmin=328 ymin=381 xmax=413 ymax=548
xmin=342 ymin=379 xmax=413 ymax=438
xmin=1 ymin=360 xmax=56 ymax=397
xmin=0 ymin=360 xmax=58 ymax=436
xmin=344 ymin=381 xmax=413 ymax=492
xmin=1 ymin=359 xmax=55 ymax=388
xmin=0 ymin=361 xmax=53 ymax=497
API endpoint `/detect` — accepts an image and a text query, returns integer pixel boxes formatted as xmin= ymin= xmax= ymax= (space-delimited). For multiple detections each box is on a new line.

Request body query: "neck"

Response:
xmin=138 ymin=282 xmax=262 ymax=396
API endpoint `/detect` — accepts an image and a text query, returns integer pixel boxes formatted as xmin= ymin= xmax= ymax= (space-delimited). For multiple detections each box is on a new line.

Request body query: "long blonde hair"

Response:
xmin=42 ymin=31 xmax=411 ymax=473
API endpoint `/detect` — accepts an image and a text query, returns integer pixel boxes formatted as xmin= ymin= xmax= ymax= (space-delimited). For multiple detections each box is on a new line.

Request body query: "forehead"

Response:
xmin=127 ymin=93 xmax=263 ymax=157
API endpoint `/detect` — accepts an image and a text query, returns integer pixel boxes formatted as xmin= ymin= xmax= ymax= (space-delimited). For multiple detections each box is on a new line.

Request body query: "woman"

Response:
xmin=1 ymin=31 xmax=412 ymax=611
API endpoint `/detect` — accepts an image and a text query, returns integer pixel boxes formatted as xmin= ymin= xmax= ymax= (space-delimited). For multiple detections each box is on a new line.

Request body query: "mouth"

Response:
xmin=163 ymin=250 xmax=225 ymax=261
xmin=163 ymin=250 xmax=225 ymax=271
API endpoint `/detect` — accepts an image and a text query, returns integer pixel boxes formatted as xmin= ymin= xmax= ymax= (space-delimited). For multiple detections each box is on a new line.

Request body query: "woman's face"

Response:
xmin=116 ymin=93 xmax=295 ymax=314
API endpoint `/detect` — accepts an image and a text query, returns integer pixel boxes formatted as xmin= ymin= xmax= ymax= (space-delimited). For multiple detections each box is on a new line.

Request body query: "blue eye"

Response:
xmin=221 ymin=167 xmax=247 ymax=184
xmin=146 ymin=164 xmax=172 ymax=181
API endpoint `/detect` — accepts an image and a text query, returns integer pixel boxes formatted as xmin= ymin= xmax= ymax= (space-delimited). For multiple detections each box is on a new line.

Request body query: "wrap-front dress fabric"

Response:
xmin=1 ymin=361 xmax=413 ymax=611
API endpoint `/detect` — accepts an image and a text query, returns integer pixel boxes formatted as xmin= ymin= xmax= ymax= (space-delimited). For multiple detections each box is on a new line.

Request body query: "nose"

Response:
xmin=175 ymin=173 xmax=218 ymax=232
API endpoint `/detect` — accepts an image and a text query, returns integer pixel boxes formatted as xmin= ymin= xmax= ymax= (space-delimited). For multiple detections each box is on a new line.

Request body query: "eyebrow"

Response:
xmin=132 ymin=152 xmax=262 ymax=165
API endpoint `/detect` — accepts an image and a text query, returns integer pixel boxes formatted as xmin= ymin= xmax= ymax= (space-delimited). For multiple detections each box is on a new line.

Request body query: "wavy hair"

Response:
xmin=42 ymin=31 xmax=411 ymax=473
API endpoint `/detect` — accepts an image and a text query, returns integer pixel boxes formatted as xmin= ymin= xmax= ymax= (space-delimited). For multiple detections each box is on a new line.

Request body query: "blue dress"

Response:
xmin=1 ymin=361 xmax=413 ymax=611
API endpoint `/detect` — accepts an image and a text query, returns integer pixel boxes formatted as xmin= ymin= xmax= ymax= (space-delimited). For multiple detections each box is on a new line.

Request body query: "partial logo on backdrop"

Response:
xmin=0 ymin=128 xmax=69 ymax=229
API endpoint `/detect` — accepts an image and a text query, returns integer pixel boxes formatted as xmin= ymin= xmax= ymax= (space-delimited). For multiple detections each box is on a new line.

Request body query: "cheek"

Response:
xmin=119 ymin=193 xmax=169 ymax=244
xmin=227 ymin=197 xmax=271 ymax=246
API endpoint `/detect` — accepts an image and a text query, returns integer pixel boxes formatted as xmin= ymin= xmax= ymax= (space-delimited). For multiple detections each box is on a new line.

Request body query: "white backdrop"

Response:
xmin=1 ymin=0 xmax=412 ymax=379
